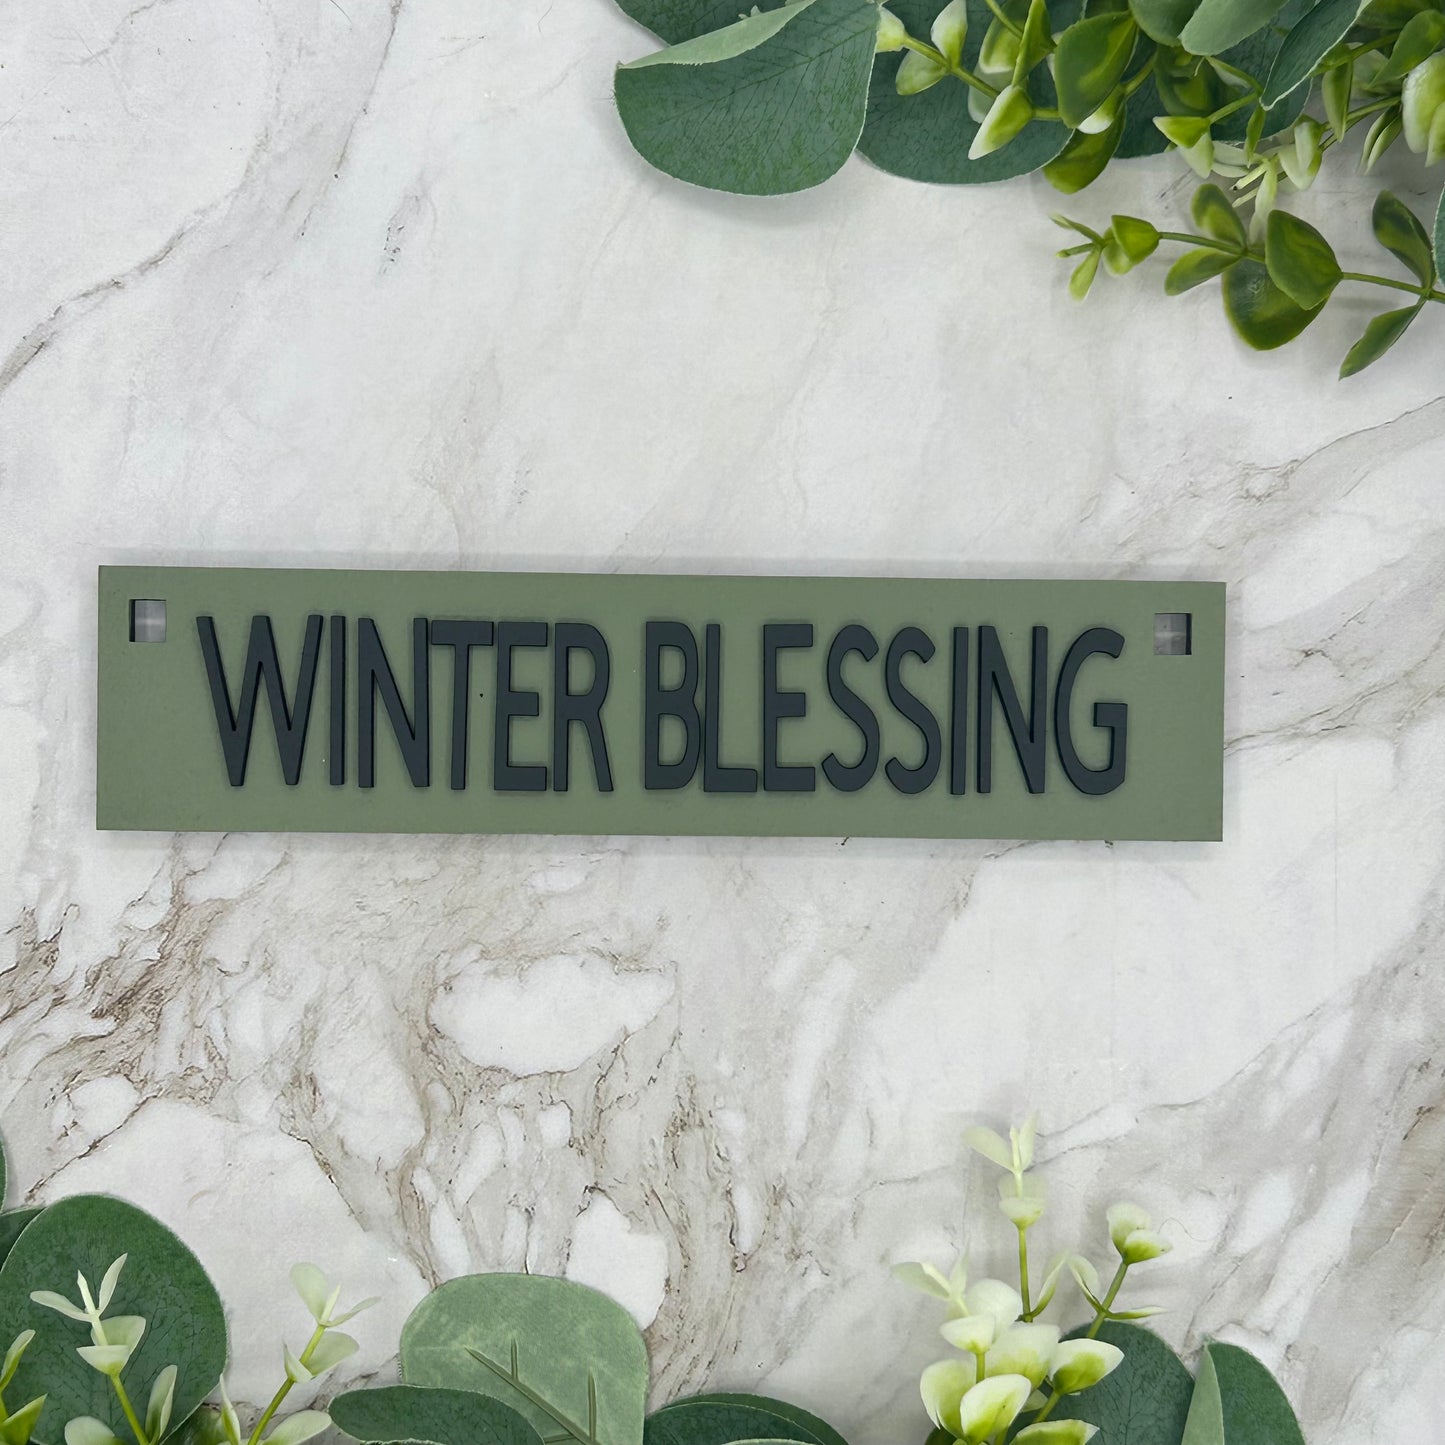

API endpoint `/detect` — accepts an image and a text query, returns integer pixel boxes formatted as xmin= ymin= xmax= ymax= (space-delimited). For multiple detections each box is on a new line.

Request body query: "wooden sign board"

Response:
xmin=96 ymin=567 xmax=1225 ymax=840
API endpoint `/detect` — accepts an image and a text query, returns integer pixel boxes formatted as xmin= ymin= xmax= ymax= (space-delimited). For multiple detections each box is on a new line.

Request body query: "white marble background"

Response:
xmin=2 ymin=2 xmax=1443 ymax=1443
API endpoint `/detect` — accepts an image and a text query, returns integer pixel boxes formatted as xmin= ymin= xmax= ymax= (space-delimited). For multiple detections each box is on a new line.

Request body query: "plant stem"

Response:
xmin=245 ymin=1323 xmax=326 ymax=1445
xmin=1017 ymin=1226 xmax=1032 ymax=1318
xmin=982 ymin=0 xmax=1023 ymax=38
xmin=1154 ymin=230 xmax=1445 ymax=303
xmin=898 ymin=35 xmax=1000 ymax=97
xmin=1086 ymin=1262 xmax=1130 ymax=1338
xmin=1340 ymin=272 xmax=1445 ymax=301
xmin=1207 ymin=56 xmax=1263 ymax=94
xmin=1031 ymin=1388 xmax=1063 ymax=1425
xmin=112 ymin=1377 xmax=148 ymax=1445
xmin=1156 ymin=232 xmax=1243 ymax=253
xmin=468 ymin=1346 xmax=599 ymax=1445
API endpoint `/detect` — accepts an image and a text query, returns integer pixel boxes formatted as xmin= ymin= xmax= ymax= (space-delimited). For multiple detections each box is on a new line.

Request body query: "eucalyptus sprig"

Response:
xmin=892 ymin=1116 xmax=1305 ymax=1445
xmin=892 ymin=1116 xmax=1173 ymax=1445
xmin=609 ymin=0 xmax=1445 ymax=374
xmin=193 ymin=1265 xmax=379 ymax=1445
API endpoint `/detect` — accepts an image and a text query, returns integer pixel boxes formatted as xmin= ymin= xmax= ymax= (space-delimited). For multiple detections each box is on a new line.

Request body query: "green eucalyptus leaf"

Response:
xmin=1262 ymin=0 xmax=1364 ymax=107
xmin=0 ymin=1197 xmax=226 ymax=1445
xmin=1044 ymin=107 xmax=1126 ymax=190
xmin=1054 ymin=13 xmax=1139 ymax=127
xmin=1013 ymin=0 xmax=1054 ymax=79
xmin=1180 ymin=1342 xmax=1305 ymax=1445
xmin=0 ymin=1211 xmax=43 ymax=1271
xmin=1103 ymin=213 xmax=1160 ymax=272
xmin=1046 ymin=1324 xmax=1194 ymax=1445
xmin=1373 ymin=189 xmax=1436 ymax=283
xmin=1115 ymin=74 xmax=1172 ymax=156
xmin=1223 ymin=258 xmax=1322 ymax=347
xmin=331 ymin=1386 xmax=543 ymax=1445
xmin=622 ymin=0 xmax=826 ymax=64
xmin=1340 ymin=302 xmax=1426 ymax=375
xmin=401 ymin=1276 xmax=648 ymax=1445
xmin=1070 ymin=249 xmax=1103 ymax=297
xmin=858 ymin=0 xmax=1082 ymax=183
xmin=1165 ymin=246 xmax=1238 ymax=292
xmin=1357 ymin=0 xmax=1438 ymax=26
xmin=615 ymin=0 xmax=878 ymax=195
xmin=0 ymin=1396 xmax=46 ymax=1445
xmin=1128 ymin=0 xmax=1200 ymax=42
xmin=1376 ymin=9 xmax=1445 ymax=83
xmin=613 ymin=0 xmax=791 ymax=45
xmin=645 ymin=1397 xmax=848 ymax=1445
xmin=1265 ymin=209 xmax=1342 ymax=308
xmin=1192 ymin=183 xmax=1246 ymax=246
xmin=1181 ymin=0 xmax=1291 ymax=56
xmin=1435 ymin=184 xmax=1445 ymax=280
xmin=0 ymin=1132 xmax=6 ymax=1210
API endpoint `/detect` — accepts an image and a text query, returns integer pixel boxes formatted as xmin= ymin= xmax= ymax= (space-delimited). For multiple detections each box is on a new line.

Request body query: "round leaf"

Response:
xmin=1128 ymin=0 xmax=1200 ymax=43
xmin=1180 ymin=1341 xmax=1305 ymax=1445
xmin=1435 ymin=185 xmax=1445 ymax=283
xmin=0 ymin=1197 xmax=226 ymax=1445
xmin=1047 ymin=1323 xmax=1194 ymax=1445
xmin=1223 ymin=258 xmax=1322 ymax=348
xmin=1261 ymin=0 xmax=1362 ymax=108
xmin=331 ymin=1386 xmax=544 ymax=1445
xmin=1264 ymin=209 xmax=1342 ymax=309
xmin=1054 ymin=14 xmax=1138 ymax=128
xmin=1374 ymin=9 xmax=1445 ymax=85
xmin=1180 ymin=0 xmax=1291 ymax=55
xmin=1340 ymin=302 xmax=1425 ymax=376
xmin=1372 ymin=190 xmax=1436 ymax=285
xmin=858 ymin=0 xmax=1083 ymax=184
xmin=646 ymin=1398 xmax=847 ymax=1445
xmin=400 ymin=1276 xmax=648 ymax=1445
xmin=614 ymin=0 xmax=793 ymax=45
xmin=1165 ymin=247 xmax=1238 ymax=293
xmin=0 ymin=1211 xmax=43 ymax=1272
xmin=615 ymin=0 xmax=879 ymax=195
xmin=1043 ymin=108 xmax=1126 ymax=191
xmin=1191 ymin=184 xmax=1246 ymax=247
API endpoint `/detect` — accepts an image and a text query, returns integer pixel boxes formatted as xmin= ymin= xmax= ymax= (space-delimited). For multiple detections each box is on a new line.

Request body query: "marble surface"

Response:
xmin=2 ymin=2 xmax=1444 ymax=1443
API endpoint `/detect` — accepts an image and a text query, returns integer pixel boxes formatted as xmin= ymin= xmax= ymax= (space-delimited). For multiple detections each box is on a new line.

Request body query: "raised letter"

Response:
xmin=703 ymin=623 xmax=758 ymax=794
xmin=762 ymin=622 xmax=815 ymax=793
xmin=494 ymin=621 xmax=549 ymax=792
xmin=198 ymin=614 xmax=322 ymax=788
xmin=645 ymin=621 xmax=701 ymax=790
xmin=328 ymin=614 xmax=346 ymax=786
xmin=822 ymin=625 xmax=879 ymax=793
xmin=553 ymin=622 xmax=614 ymax=792
xmin=358 ymin=617 xmax=431 ymax=789
xmin=430 ymin=619 xmax=495 ymax=791
xmin=884 ymin=627 xmax=942 ymax=795
xmin=949 ymin=626 xmax=969 ymax=797
xmin=977 ymin=625 xmax=1047 ymax=794
xmin=1055 ymin=627 xmax=1127 ymax=796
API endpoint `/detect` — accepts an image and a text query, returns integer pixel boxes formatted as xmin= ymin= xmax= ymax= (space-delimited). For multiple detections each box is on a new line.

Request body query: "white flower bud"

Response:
xmin=875 ymin=8 xmax=907 ymax=53
xmin=930 ymin=0 xmax=968 ymax=66
xmin=1050 ymin=1338 xmax=1124 ymax=1394
xmin=956 ymin=1375 xmax=1034 ymax=1445
xmin=1403 ymin=53 xmax=1445 ymax=154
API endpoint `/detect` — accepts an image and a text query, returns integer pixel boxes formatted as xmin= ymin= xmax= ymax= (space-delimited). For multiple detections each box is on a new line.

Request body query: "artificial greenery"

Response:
xmin=609 ymin=0 xmax=1445 ymax=374
xmin=0 ymin=1119 xmax=1304 ymax=1445
xmin=891 ymin=1117 xmax=1304 ymax=1445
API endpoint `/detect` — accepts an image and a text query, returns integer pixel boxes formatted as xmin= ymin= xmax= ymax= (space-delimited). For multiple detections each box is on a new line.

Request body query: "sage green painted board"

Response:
xmin=96 ymin=567 xmax=1224 ymax=840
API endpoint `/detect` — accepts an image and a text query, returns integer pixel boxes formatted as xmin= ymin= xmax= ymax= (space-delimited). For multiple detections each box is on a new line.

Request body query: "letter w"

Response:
xmin=198 ymin=614 xmax=323 ymax=787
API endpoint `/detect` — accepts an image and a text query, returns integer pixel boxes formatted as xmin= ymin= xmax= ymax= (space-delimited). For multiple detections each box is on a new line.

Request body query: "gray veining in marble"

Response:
xmin=2 ymin=2 xmax=1443 ymax=1443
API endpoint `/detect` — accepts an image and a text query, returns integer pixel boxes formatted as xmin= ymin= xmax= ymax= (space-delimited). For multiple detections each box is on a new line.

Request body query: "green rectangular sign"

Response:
xmin=96 ymin=566 xmax=1224 ymax=840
